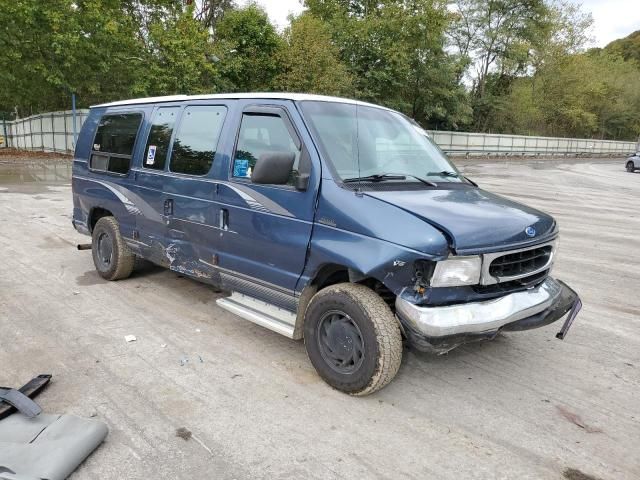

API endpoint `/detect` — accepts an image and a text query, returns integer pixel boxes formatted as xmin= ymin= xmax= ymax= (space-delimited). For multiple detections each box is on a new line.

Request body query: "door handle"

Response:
xmin=219 ymin=208 xmax=229 ymax=231
xmin=164 ymin=199 xmax=173 ymax=216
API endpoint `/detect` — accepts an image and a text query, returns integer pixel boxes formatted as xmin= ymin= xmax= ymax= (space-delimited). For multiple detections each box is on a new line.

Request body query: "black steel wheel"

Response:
xmin=91 ymin=216 xmax=135 ymax=281
xmin=317 ymin=310 xmax=366 ymax=375
xmin=304 ymin=283 xmax=403 ymax=395
xmin=95 ymin=231 xmax=114 ymax=270
xmin=626 ymin=161 xmax=635 ymax=173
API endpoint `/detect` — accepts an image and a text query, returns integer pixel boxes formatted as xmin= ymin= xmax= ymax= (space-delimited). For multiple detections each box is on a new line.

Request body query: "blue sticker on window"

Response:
xmin=234 ymin=159 xmax=249 ymax=177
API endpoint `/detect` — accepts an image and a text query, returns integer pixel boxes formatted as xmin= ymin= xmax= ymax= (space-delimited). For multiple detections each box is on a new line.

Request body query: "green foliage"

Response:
xmin=213 ymin=4 xmax=283 ymax=92
xmin=0 ymin=0 xmax=146 ymax=114
xmin=275 ymin=13 xmax=353 ymax=96
xmin=605 ymin=30 xmax=640 ymax=64
xmin=144 ymin=3 xmax=220 ymax=96
xmin=486 ymin=51 xmax=640 ymax=139
xmin=306 ymin=0 xmax=471 ymax=129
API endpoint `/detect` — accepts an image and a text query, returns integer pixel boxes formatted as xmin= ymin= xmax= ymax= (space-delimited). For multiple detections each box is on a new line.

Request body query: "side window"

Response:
xmin=143 ymin=107 xmax=179 ymax=170
xmin=170 ymin=105 xmax=227 ymax=175
xmin=233 ymin=114 xmax=300 ymax=185
xmin=91 ymin=113 xmax=142 ymax=174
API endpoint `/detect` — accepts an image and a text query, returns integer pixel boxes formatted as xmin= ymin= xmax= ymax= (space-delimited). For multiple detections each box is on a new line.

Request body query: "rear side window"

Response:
xmin=170 ymin=106 xmax=227 ymax=175
xmin=143 ymin=107 xmax=179 ymax=170
xmin=91 ymin=113 xmax=142 ymax=174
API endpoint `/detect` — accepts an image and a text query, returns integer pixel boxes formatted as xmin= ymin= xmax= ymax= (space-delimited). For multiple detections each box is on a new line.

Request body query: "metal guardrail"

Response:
xmin=427 ymin=130 xmax=637 ymax=157
xmin=1 ymin=109 xmax=636 ymax=156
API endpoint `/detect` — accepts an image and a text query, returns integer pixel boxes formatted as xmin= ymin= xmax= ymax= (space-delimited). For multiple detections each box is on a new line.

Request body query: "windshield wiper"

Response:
xmin=426 ymin=170 xmax=460 ymax=178
xmin=427 ymin=170 xmax=478 ymax=186
xmin=343 ymin=173 xmax=437 ymax=187
xmin=343 ymin=173 xmax=406 ymax=183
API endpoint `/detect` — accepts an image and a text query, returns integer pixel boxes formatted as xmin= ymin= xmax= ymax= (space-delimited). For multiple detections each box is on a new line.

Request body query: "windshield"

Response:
xmin=299 ymin=101 xmax=462 ymax=183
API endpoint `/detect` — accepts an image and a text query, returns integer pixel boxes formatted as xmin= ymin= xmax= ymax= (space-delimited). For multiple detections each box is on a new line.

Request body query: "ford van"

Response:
xmin=72 ymin=93 xmax=581 ymax=395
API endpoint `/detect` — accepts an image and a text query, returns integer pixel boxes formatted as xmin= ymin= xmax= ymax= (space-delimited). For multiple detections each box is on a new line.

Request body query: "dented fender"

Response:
xmin=297 ymin=222 xmax=449 ymax=295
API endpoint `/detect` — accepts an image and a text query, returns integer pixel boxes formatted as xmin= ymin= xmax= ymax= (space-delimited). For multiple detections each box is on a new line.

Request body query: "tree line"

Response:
xmin=1 ymin=0 xmax=639 ymax=140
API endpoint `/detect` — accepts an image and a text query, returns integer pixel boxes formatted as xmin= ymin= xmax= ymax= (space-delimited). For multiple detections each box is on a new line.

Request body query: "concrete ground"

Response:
xmin=0 ymin=156 xmax=638 ymax=480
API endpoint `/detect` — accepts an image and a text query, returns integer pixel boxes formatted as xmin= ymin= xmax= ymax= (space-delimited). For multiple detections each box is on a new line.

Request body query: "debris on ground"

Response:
xmin=124 ymin=335 xmax=137 ymax=343
xmin=563 ymin=467 xmax=604 ymax=480
xmin=0 ymin=374 xmax=52 ymax=420
xmin=556 ymin=406 xmax=602 ymax=433
xmin=175 ymin=427 xmax=192 ymax=441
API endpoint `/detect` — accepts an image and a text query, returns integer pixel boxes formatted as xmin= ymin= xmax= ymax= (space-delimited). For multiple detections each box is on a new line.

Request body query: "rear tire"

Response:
xmin=91 ymin=217 xmax=135 ymax=281
xmin=626 ymin=161 xmax=635 ymax=173
xmin=304 ymin=283 xmax=403 ymax=395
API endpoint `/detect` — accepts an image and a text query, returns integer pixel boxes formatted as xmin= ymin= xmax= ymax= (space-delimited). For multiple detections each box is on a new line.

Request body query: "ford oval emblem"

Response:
xmin=525 ymin=226 xmax=536 ymax=237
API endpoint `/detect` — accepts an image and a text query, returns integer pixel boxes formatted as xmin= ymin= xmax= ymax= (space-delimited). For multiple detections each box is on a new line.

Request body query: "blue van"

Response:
xmin=72 ymin=93 xmax=581 ymax=395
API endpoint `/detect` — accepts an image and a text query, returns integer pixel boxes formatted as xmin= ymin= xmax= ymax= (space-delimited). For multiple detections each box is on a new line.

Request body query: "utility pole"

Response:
xmin=72 ymin=92 xmax=78 ymax=147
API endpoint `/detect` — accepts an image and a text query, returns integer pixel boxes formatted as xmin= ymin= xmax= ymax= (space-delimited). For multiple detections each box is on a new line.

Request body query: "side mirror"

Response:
xmin=251 ymin=152 xmax=295 ymax=185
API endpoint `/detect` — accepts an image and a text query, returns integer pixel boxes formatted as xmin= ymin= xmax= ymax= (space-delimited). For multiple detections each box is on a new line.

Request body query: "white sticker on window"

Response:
xmin=147 ymin=145 xmax=157 ymax=165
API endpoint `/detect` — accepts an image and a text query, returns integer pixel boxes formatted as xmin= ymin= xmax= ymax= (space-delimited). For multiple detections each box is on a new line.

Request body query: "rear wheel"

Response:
xmin=304 ymin=283 xmax=403 ymax=395
xmin=91 ymin=217 xmax=135 ymax=281
xmin=626 ymin=161 xmax=635 ymax=173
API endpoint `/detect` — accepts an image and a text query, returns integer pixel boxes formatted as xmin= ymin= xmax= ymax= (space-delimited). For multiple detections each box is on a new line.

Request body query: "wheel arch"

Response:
xmin=293 ymin=262 xmax=401 ymax=341
xmin=88 ymin=206 xmax=114 ymax=233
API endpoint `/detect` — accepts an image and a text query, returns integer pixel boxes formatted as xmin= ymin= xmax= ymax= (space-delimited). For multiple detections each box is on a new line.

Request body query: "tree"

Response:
xmin=275 ymin=13 xmax=353 ymax=95
xmin=305 ymin=0 xmax=471 ymax=129
xmin=144 ymin=3 xmax=220 ymax=96
xmin=213 ymin=4 xmax=283 ymax=92
xmin=605 ymin=30 xmax=640 ymax=65
xmin=0 ymin=0 xmax=148 ymax=114
xmin=491 ymin=50 xmax=640 ymax=140
xmin=192 ymin=0 xmax=235 ymax=30
xmin=450 ymin=0 xmax=548 ymax=96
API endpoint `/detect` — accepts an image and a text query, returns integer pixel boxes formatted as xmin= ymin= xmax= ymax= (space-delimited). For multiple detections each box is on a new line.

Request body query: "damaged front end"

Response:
xmin=390 ymin=241 xmax=582 ymax=354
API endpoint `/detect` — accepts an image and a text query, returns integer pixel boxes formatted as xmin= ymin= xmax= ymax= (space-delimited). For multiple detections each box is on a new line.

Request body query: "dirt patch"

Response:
xmin=556 ymin=405 xmax=603 ymax=433
xmin=0 ymin=148 xmax=71 ymax=161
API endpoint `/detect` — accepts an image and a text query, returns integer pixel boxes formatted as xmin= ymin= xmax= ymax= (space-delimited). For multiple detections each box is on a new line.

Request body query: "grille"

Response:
xmin=474 ymin=269 xmax=548 ymax=295
xmin=489 ymin=245 xmax=552 ymax=279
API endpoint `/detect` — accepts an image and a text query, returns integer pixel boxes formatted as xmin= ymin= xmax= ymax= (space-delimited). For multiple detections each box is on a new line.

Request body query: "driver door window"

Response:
xmin=233 ymin=114 xmax=300 ymax=185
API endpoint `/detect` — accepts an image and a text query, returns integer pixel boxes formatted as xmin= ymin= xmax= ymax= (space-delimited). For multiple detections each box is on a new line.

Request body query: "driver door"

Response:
xmin=215 ymin=102 xmax=317 ymax=307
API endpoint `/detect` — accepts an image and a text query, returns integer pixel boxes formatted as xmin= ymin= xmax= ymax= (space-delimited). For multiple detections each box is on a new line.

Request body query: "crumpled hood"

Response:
xmin=365 ymin=187 xmax=556 ymax=254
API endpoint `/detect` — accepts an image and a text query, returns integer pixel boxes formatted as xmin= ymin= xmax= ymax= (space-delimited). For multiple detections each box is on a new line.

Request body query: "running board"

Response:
xmin=216 ymin=292 xmax=297 ymax=338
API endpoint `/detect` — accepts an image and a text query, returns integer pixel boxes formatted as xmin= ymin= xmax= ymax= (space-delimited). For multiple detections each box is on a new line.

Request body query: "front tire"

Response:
xmin=626 ymin=161 xmax=635 ymax=173
xmin=91 ymin=217 xmax=135 ymax=281
xmin=304 ymin=283 xmax=403 ymax=395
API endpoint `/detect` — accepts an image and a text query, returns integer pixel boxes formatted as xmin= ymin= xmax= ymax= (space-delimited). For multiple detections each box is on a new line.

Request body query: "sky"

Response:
xmin=238 ymin=0 xmax=640 ymax=47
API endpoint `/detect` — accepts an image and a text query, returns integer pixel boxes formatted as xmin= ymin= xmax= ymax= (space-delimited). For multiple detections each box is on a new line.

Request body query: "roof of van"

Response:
xmin=92 ymin=92 xmax=390 ymax=110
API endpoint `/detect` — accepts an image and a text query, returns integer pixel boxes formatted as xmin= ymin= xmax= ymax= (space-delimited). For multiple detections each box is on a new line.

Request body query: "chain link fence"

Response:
xmin=1 ymin=109 xmax=637 ymax=156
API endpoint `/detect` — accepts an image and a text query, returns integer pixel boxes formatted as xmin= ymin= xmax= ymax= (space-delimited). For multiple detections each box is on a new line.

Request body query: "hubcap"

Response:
xmin=96 ymin=232 xmax=113 ymax=270
xmin=317 ymin=310 xmax=365 ymax=374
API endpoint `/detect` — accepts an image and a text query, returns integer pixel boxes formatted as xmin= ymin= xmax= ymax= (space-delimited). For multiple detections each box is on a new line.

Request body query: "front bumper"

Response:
xmin=395 ymin=277 xmax=579 ymax=353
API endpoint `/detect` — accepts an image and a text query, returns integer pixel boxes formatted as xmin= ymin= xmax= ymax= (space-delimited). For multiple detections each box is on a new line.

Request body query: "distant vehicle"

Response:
xmin=626 ymin=153 xmax=639 ymax=172
xmin=71 ymin=93 xmax=581 ymax=395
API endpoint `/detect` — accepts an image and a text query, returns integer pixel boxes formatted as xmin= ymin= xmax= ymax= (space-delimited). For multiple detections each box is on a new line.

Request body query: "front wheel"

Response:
xmin=626 ymin=161 xmax=635 ymax=173
xmin=304 ymin=283 xmax=403 ymax=395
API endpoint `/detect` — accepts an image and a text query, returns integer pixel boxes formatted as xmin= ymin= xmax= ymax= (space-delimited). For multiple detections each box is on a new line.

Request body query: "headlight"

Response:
xmin=431 ymin=256 xmax=481 ymax=287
